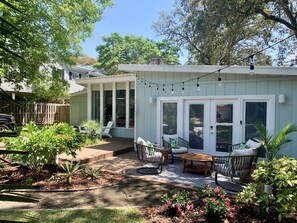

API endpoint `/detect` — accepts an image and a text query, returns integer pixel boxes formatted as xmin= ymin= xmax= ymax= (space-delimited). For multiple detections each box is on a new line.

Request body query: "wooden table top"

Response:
xmin=180 ymin=153 xmax=213 ymax=162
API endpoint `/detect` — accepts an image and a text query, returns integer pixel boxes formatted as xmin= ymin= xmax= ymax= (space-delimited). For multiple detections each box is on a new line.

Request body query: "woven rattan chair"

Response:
xmin=163 ymin=134 xmax=189 ymax=164
xmin=134 ymin=140 xmax=165 ymax=174
xmin=212 ymin=140 xmax=261 ymax=192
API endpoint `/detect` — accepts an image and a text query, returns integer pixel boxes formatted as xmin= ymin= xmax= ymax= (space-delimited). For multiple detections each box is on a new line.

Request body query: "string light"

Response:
xmin=249 ymin=55 xmax=255 ymax=75
xmin=217 ymin=70 xmax=222 ymax=86
xmin=134 ymin=34 xmax=295 ymax=91
xmin=182 ymin=82 xmax=185 ymax=94
xmin=171 ymin=84 xmax=174 ymax=94
xmin=196 ymin=77 xmax=200 ymax=91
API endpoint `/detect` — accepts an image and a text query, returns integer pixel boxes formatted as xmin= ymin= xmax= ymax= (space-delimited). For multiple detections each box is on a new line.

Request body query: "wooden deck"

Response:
xmin=57 ymin=138 xmax=134 ymax=164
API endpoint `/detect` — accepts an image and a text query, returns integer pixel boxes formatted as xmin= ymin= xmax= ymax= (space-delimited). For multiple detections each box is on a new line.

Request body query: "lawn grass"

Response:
xmin=0 ymin=207 xmax=147 ymax=223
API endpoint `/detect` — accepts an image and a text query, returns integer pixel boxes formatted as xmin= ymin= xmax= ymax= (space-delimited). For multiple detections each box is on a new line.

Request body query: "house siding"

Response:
xmin=135 ymin=71 xmax=297 ymax=158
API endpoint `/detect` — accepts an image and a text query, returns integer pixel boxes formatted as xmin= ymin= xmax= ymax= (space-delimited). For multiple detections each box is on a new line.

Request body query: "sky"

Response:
xmin=81 ymin=0 xmax=187 ymax=63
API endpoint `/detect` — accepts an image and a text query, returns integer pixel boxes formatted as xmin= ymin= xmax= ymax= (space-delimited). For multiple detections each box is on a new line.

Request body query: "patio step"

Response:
xmin=57 ymin=138 xmax=134 ymax=165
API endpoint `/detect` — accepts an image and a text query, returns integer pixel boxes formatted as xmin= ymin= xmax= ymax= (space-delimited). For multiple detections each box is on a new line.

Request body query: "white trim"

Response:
xmin=100 ymin=83 xmax=104 ymax=125
xmin=112 ymin=82 xmax=116 ymax=125
xmin=76 ymin=74 xmax=136 ymax=85
xmin=119 ymin=64 xmax=297 ymax=76
xmin=125 ymin=81 xmax=130 ymax=128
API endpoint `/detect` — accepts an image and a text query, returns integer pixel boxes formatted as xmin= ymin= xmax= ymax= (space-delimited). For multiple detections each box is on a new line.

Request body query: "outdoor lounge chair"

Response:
xmin=163 ymin=134 xmax=189 ymax=164
xmin=100 ymin=121 xmax=113 ymax=138
xmin=134 ymin=137 xmax=165 ymax=174
xmin=212 ymin=139 xmax=261 ymax=192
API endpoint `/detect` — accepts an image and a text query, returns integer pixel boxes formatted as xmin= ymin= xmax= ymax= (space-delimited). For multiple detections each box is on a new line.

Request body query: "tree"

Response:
xmin=0 ymin=0 xmax=112 ymax=97
xmin=95 ymin=32 xmax=180 ymax=74
xmin=153 ymin=0 xmax=296 ymax=65
xmin=71 ymin=54 xmax=97 ymax=65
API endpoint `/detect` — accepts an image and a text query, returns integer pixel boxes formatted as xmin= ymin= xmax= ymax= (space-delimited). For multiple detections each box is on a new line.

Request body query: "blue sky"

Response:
xmin=81 ymin=0 xmax=187 ymax=63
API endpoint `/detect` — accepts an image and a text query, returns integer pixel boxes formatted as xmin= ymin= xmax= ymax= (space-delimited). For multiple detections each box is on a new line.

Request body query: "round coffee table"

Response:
xmin=180 ymin=153 xmax=213 ymax=176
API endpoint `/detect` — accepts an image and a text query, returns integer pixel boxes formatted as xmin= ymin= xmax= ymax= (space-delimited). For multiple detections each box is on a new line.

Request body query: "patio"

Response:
xmin=87 ymin=145 xmax=247 ymax=194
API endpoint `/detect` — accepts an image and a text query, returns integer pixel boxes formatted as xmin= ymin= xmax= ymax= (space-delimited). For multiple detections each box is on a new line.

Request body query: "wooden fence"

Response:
xmin=0 ymin=102 xmax=70 ymax=125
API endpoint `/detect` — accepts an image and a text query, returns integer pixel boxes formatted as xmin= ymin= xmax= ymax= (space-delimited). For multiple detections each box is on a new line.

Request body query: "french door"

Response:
xmin=185 ymin=99 xmax=240 ymax=155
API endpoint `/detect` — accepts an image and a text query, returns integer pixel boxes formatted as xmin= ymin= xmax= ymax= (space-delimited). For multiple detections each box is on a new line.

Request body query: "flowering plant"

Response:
xmin=196 ymin=185 xmax=236 ymax=222
xmin=162 ymin=190 xmax=194 ymax=215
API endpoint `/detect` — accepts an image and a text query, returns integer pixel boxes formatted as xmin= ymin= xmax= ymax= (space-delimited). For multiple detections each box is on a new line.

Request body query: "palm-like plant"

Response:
xmin=254 ymin=123 xmax=297 ymax=161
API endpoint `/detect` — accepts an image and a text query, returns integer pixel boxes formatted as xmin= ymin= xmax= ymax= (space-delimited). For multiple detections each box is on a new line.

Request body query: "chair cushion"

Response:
xmin=163 ymin=134 xmax=178 ymax=142
xmin=231 ymin=148 xmax=258 ymax=156
xmin=246 ymin=139 xmax=261 ymax=149
xmin=171 ymin=146 xmax=188 ymax=154
xmin=137 ymin=137 xmax=146 ymax=145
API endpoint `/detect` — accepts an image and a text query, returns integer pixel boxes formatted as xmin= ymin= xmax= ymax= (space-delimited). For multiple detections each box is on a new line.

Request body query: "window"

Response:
xmin=162 ymin=102 xmax=177 ymax=134
xmin=244 ymin=102 xmax=267 ymax=141
xmin=129 ymin=88 xmax=135 ymax=127
xmin=103 ymin=90 xmax=112 ymax=125
xmin=116 ymin=89 xmax=126 ymax=127
xmin=92 ymin=91 xmax=100 ymax=121
xmin=189 ymin=104 xmax=204 ymax=150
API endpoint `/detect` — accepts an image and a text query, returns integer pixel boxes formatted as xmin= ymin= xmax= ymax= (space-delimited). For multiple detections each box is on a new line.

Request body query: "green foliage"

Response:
xmin=3 ymin=122 xmax=84 ymax=168
xmin=1 ymin=0 xmax=112 ymax=92
xmin=162 ymin=186 xmax=236 ymax=221
xmin=95 ymin=32 xmax=180 ymax=74
xmin=237 ymin=157 xmax=297 ymax=221
xmin=84 ymin=166 xmax=103 ymax=181
xmin=61 ymin=161 xmax=81 ymax=184
xmin=81 ymin=120 xmax=102 ymax=138
xmin=254 ymin=123 xmax=297 ymax=161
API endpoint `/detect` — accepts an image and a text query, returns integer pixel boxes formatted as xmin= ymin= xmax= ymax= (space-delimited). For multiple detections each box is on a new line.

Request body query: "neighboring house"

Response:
xmin=71 ymin=64 xmax=297 ymax=159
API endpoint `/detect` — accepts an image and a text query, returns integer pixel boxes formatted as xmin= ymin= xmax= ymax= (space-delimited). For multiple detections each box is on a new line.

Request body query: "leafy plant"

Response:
xmin=196 ymin=185 xmax=236 ymax=222
xmin=237 ymin=157 xmax=297 ymax=221
xmin=162 ymin=190 xmax=193 ymax=215
xmin=84 ymin=166 xmax=103 ymax=181
xmin=254 ymin=123 xmax=297 ymax=161
xmin=61 ymin=161 xmax=81 ymax=185
xmin=81 ymin=120 xmax=102 ymax=139
xmin=3 ymin=122 xmax=84 ymax=168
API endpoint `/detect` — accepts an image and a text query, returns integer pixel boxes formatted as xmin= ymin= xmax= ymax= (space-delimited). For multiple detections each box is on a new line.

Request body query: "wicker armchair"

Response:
xmin=134 ymin=138 xmax=165 ymax=174
xmin=163 ymin=134 xmax=189 ymax=164
xmin=212 ymin=139 xmax=261 ymax=191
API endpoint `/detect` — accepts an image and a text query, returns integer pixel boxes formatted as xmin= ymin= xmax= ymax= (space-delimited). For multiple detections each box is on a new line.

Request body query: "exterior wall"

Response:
xmin=135 ymin=71 xmax=297 ymax=158
xmin=70 ymin=93 xmax=87 ymax=126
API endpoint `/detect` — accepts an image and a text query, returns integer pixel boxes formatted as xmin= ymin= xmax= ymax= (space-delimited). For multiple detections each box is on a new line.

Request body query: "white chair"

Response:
xmin=100 ymin=121 xmax=113 ymax=138
xmin=162 ymin=134 xmax=189 ymax=164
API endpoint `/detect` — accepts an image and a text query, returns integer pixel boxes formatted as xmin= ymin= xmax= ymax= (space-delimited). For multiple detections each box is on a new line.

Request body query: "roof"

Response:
xmin=118 ymin=64 xmax=297 ymax=76
xmin=75 ymin=73 xmax=136 ymax=85
xmin=69 ymin=65 xmax=106 ymax=77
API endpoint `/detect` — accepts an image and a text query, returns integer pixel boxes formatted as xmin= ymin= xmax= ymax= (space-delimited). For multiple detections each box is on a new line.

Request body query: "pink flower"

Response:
xmin=199 ymin=209 xmax=205 ymax=215
xmin=176 ymin=203 xmax=181 ymax=208
xmin=225 ymin=201 xmax=231 ymax=207
xmin=177 ymin=207 xmax=182 ymax=213
xmin=164 ymin=204 xmax=168 ymax=209
xmin=220 ymin=194 xmax=225 ymax=199
xmin=172 ymin=194 xmax=177 ymax=199
xmin=186 ymin=203 xmax=194 ymax=211
xmin=214 ymin=186 xmax=221 ymax=194
xmin=202 ymin=198 xmax=207 ymax=203
xmin=166 ymin=200 xmax=172 ymax=206
xmin=229 ymin=211 xmax=235 ymax=218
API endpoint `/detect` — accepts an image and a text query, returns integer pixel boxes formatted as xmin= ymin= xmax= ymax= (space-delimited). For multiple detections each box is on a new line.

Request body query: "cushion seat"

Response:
xmin=171 ymin=147 xmax=188 ymax=154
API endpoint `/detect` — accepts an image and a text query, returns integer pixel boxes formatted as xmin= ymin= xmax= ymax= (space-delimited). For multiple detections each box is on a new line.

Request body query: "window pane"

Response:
xmin=163 ymin=103 xmax=177 ymax=134
xmin=103 ymin=90 xmax=112 ymax=125
xmin=92 ymin=91 xmax=100 ymax=121
xmin=189 ymin=104 xmax=204 ymax=150
xmin=216 ymin=104 xmax=233 ymax=152
xmin=116 ymin=90 xmax=126 ymax=127
xmin=129 ymin=89 xmax=135 ymax=128
xmin=245 ymin=102 xmax=267 ymax=141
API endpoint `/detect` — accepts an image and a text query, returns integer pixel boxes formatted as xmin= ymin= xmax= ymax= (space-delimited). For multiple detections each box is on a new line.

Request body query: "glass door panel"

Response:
xmin=189 ymin=104 xmax=204 ymax=150
xmin=216 ymin=104 xmax=233 ymax=152
xmin=162 ymin=102 xmax=177 ymax=134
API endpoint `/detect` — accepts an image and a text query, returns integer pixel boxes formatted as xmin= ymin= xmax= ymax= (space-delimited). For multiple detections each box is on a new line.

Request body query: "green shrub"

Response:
xmin=237 ymin=157 xmax=297 ymax=221
xmin=80 ymin=120 xmax=102 ymax=138
xmin=3 ymin=122 xmax=84 ymax=168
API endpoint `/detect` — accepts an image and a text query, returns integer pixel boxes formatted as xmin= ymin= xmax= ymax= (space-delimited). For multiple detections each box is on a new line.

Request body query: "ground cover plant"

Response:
xmin=0 ymin=208 xmax=146 ymax=223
